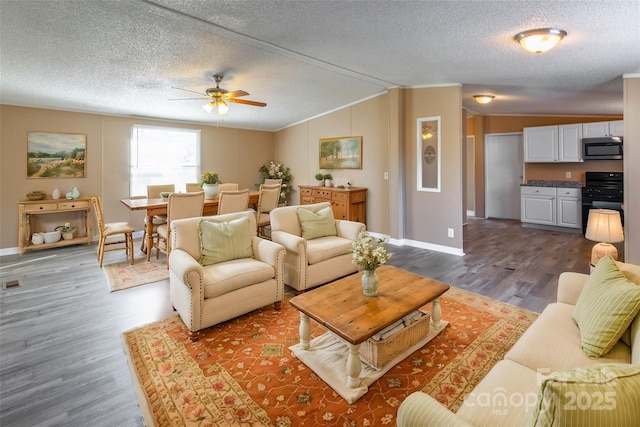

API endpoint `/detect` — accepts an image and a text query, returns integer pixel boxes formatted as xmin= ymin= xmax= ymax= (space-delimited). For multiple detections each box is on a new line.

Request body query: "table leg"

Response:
xmin=431 ymin=296 xmax=443 ymax=330
xmin=299 ymin=312 xmax=311 ymax=350
xmin=346 ymin=343 xmax=362 ymax=388
xmin=145 ymin=215 xmax=154 ymax=262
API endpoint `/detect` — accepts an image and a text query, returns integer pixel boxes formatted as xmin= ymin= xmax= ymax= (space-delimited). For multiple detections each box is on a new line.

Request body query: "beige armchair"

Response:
xmin=169 ymin=211 xmax=286 ymax=340
xmin=270 ymin=202 xmax=365 ymax=292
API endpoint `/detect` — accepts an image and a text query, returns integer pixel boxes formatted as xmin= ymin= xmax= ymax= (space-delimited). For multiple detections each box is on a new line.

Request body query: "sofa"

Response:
xmin=269 ymin=202 xmax=365 ymax=292
xmin=169 ymin=211 xmax=286 ymax=340
xmin=397 ymin=257 xmax=640 ymax=426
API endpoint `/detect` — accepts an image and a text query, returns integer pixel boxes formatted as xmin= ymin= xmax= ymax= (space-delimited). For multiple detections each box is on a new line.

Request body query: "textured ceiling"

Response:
xmin=1 ymin=0 xmax=639 ymax=131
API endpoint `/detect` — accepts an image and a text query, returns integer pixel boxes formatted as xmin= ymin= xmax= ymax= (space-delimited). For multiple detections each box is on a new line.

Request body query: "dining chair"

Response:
xmin=147 ymin=184 xmax=175 ymax=198
xmin=264 ymin=179 xmax=283 ymax=186
xmin=90 ymin=196 xmax=135 ymax=267
xmin=218 ymin=183 xmax=239 ymax=192
xmin=138 ymin=184 xmax=175 ymax=252
xmin=155 ymin=191 xmax=205 ymax=267
xmin=217 ymin=189 xmax=250 ymax=215
xmin=256 ymin=183 xmax=282 ymax=239
xmin=185 ymin=183 xmax=202 ymax=192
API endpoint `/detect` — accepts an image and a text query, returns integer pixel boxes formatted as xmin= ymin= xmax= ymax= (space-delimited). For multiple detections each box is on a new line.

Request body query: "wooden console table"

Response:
xmin=18 ymin=197 xmax=92 ymax=254
xmin=299 ymin=185 xmax=367 ymax=224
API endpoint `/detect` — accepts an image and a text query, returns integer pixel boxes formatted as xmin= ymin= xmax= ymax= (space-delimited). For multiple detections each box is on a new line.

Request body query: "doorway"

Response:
xmin=485 ymin=133 xmax=523 ymax=220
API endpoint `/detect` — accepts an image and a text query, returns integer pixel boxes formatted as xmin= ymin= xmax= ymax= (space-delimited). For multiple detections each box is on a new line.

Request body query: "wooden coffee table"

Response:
xmin=289 ymin=265 xmax=450 ymax=403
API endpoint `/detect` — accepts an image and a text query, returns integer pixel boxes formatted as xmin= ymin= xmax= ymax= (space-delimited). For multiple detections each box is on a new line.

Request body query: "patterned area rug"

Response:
xmin=122 ymin=286 xmax=538 ymax=426
xmin=103 ymin=256 xmax=169 ymax=292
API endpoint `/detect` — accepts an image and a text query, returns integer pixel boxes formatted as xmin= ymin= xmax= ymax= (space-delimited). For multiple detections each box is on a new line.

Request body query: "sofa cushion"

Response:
xmin=306 ymin=236 xmax=354 ymax=265
xmin=530 ymin=363 xmax=640 ymax=427
xmin=572 ymin=255 xmax=640 ymax=358
xmin=202 ymin=258 xmax=275 ymax=299
xmin=199 ymin=217 xmax=253 ymax=266
xmin=456 ymin=359 xmax=540 ymax=427
xmin=504 ymin=303 xmax=631 ymax=372
xmin=296 ymin=205 xmax=337 ymax=240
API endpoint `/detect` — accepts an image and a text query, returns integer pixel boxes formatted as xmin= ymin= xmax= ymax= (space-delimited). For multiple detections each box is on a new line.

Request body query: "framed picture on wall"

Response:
xmin=417 ymin=117 xmax=440 ymax=192
xmin=319 ymin=136 xmax=362 ymax=169
xmin=27 ymin=132 xmax=87 ymax=178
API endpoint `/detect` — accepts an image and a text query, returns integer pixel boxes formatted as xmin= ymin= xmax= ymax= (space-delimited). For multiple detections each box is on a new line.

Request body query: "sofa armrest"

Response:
xmin=252 ymin=236 xmax=285 ymax=267
xmin=557 ymin=272 xmax=590 ymax=305
xmin=335 ymin=220 xmax=366 ymax=241
xmin=397 ymin=392 xmax=472 ymax=427
xmin=271 ymin=230 xmax=306 ymax=254
xmin=169 ymin=249 xmax=204 ymax=290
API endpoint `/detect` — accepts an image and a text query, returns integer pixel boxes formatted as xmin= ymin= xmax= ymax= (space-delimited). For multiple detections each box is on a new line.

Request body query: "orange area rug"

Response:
xmin=122 ymin=287 xmax=537 ymax=426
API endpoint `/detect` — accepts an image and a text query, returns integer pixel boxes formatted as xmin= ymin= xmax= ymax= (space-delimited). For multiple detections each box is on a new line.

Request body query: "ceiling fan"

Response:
xmin=171 ymin=74 xmax=266 ymax=116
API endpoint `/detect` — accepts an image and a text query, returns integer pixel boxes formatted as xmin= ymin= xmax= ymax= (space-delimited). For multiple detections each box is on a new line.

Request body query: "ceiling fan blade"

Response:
xmin=228 ymin=98 xmax=267 ymax=107
xmin=225 ymin=90 xmax=249 ymax=98
xmin=171 ymin=87 xmax=206 ymax=96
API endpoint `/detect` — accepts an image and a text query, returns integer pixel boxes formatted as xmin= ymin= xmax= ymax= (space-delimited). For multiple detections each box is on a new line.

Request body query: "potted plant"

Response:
xmin=201 ymin=172 xmax=220 ymax=199
xmin=323 ymin=173 xmax=333 ymax=187
xmin=314 ymin=172 xmax=324 ymax=186
xmin=55 ymin=223 xmax=77 ymax=240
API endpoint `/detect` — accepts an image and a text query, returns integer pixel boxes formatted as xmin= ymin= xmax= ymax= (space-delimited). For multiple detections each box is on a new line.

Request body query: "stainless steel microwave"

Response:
xmin=582 ymin=137 xmax=623 ymax=160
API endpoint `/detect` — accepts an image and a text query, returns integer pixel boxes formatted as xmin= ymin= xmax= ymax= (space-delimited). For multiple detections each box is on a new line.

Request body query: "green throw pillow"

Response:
xmin=530 ymin=363 xmax=640 ymax=427
xmin=296 ymin=205 xmax=337 ymax=240
xmin=572 ymin=255 xmax=640 ymax=358
xmin=198 ymin=216 xmax=253 ymax=266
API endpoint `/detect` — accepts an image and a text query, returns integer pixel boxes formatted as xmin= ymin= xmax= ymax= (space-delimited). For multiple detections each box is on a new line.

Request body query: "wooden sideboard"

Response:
xmin=299 ymin=185 xmax=367 ymax=224
xmin=18 ymin=197 xmax=92 ymax=254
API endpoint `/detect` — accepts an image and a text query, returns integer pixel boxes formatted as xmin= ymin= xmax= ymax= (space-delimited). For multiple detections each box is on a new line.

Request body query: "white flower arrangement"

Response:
xmin=352 ymin=231 xmax=391 ymax=271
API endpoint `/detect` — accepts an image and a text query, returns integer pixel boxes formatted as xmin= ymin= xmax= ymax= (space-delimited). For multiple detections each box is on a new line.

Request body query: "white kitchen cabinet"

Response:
xmin=582 ymin=120 xmax=624 ymax=138
xmin=524 ymin=126 xmax=557 ymax=162
xmin=556 ymin=188 xmax=582 ymax=229
xmin=521 ymin=186 xmax=582 ymax=229
xmin=524 ymin=124 xmax=582 ymax=162
xmin=557 ymin=124 xmax=583 ymax=162
xmin=521 ymin=186 xmax=556 ymax=226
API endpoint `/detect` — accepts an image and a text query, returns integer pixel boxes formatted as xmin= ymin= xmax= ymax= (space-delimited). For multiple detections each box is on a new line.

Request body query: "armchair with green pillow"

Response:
xmin=168 ymin=211 xmax=286 ymax=340
xmin=269 ymin=202 xmax=366 ymax=292
xmin=397 ymin=256 xmax=640 ymax=427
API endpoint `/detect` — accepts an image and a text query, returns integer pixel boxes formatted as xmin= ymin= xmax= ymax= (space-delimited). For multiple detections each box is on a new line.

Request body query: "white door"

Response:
xmin=485 ymin=133 xmax=523 ymax=220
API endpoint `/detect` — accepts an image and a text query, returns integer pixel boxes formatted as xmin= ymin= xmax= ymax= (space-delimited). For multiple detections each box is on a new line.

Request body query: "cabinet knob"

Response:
xmin=39 ymin=206 xmax=44 ymax=210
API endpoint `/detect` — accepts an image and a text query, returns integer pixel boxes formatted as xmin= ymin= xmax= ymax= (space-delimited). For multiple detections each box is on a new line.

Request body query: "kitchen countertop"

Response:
xmin=521 ymin=180 xmax=583 ymax=188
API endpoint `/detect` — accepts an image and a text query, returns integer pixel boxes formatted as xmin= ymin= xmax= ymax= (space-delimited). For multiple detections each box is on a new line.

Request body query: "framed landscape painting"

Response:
xmin=319 ymin=136 xmax=362 ymax=169
xmin=27 ymin=132 xmax=87 ymax=178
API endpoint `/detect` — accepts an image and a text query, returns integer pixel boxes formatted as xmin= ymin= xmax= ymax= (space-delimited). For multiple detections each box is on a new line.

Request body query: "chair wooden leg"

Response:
xmin=274 ymin=301 xmax=282 ymax=311
xmin=189 ymin=330 xmax=200 ymax=342
xmin=98 ymin=237 xmax=105 ymax=267
xmin=128 ymin=233 xmax=134 ymax=265
xmin=140 ymin=231 xmax=147 ymax=252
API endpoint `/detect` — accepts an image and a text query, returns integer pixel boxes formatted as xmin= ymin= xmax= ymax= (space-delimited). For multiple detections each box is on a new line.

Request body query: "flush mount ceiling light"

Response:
xmin=514 ymin=28 xmax=567 ymax=54
xmin=473 ymin=95 xmax=495 ymax=104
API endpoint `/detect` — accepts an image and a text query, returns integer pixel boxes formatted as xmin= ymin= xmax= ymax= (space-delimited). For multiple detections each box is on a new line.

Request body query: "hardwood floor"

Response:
xmin=0 ymin=218 xmax=607 ymax=426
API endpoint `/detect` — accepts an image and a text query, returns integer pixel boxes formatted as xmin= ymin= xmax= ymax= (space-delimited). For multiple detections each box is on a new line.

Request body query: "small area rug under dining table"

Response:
xmin=122 ymin=286 xmax=538 ymax=426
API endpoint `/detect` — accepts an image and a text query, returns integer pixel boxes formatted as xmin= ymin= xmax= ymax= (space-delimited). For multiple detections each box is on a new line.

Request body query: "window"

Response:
xmin=130 ymin=125 xmax=201 ymax=196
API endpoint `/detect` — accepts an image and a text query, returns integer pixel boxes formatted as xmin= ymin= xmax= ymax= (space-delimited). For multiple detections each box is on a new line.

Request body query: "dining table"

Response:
xmin=120 ymin=190 xmax=260 ymax=261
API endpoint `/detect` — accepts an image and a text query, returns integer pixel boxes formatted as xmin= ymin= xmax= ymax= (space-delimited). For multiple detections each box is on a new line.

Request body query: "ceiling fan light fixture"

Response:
xmin=217 ymin=100 xmax=229 ymax=116
xmin=514 ymin=28 xmax=567 ymax=54
xmin=202 ymin=101 xmax=215 ymax=114
xmin=473 ymin=94 xmax=495 ymax=104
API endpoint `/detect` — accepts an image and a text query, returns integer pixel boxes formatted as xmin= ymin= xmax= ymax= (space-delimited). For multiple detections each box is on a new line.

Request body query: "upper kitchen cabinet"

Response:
xmin=582 ymin=120 xmax=624 ymax=138
xmin=524 ymin=124 xmax=582 ymax=163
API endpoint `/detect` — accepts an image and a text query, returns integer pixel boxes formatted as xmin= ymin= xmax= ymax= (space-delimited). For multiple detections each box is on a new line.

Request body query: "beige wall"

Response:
xmin=274 ymin=94 xmax=392 ymax=235
xmin=624 ymin=76 xmax=640 ymax=263
xmin=403 ymin=86 xmax=464 ymax=251
xmin=0 ymin=105 xmax=274 ymax=251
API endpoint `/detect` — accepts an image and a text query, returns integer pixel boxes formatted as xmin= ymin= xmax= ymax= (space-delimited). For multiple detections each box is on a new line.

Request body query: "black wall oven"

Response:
xmin=582 ymin=172 xmax=624 ymax=234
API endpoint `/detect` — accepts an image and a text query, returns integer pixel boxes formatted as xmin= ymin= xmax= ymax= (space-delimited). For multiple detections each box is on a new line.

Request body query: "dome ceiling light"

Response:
xmin=514 ymin=28 xmax=567 ymax=54
xmin=473 ymin=95 xmax=495 ymax=104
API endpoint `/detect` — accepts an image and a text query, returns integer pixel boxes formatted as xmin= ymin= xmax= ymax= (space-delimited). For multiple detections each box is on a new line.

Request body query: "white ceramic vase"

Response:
xmin=202 ymin=183 xmax=219 ymax=199
xmin=52 ymin=188 xmax=61 ymax=200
